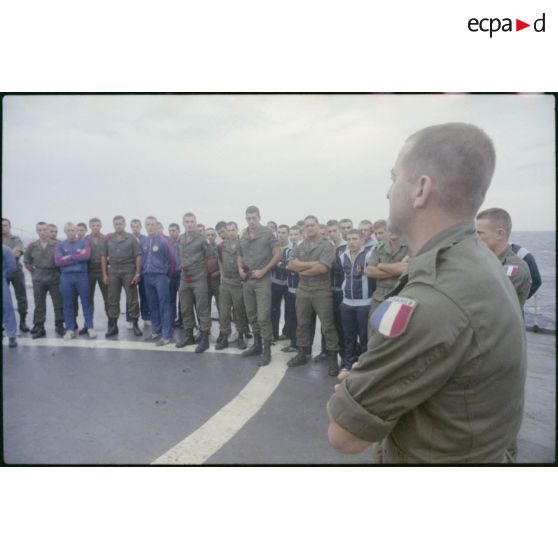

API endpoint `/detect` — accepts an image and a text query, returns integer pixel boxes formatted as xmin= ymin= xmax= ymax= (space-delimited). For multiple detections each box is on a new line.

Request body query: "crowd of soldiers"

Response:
xmin=0 ymin=123 xmax=546 ymax=463
xmin=3 ymin=204 xmax=539 ymax=373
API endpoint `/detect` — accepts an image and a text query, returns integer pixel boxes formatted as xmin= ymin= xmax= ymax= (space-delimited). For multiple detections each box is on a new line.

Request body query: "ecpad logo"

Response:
xmin=468 ymin=12 xmax=546 ymax=37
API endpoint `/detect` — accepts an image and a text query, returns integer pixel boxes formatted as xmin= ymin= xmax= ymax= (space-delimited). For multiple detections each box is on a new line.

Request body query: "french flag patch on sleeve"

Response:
xmin=371 ymin=296 xmax=418 ymax=337
xmin=505 ymin=265 xmax=519 ymax=277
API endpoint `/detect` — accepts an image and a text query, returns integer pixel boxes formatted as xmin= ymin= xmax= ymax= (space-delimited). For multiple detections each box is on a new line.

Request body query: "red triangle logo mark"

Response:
xmin=516 ymin=19 xmax=530 ymax=31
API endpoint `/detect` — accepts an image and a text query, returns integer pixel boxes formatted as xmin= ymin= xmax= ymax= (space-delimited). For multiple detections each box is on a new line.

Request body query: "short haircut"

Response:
xmin=215 ymin=221 xmax=227 ymax=230
xmin=206 ymin=227 xmax=215 ymax=232
xmin=37 ymin=221 xmax=47 ymax=227
xmin=290 ymin=225 xmax=301 ymax=232
xmin=267 ymin=220 xmax=277 ymax=227
xmin=326 ymin=219 xmax=339 ymax=227
xmin=373 ymin=219 xmax=387 ymax=229
xmin=145 ymin=216 xmax=157 ymax=222
xmin=64 ymin=222 xmax=76 ymax=229
xmin=403 ymin=122 xmax=496 ymax=217
xmin=277 ymin=224 xmax=290 ymax=232
xmin=76 ymin=222 xmax=87 ymax=229
xmin=359 ymin=220 xmax=373 ymax=227
xmin=3 ymin=218 xmax=11 ymax=226
xmin=347 ymin=229 xmax=362 ymax=238
xmin=47 ymin=223 xmax=57 ymax=229
xmin=476 ymin=207 xmax=512 ymax=237
xmin=130 ymin=218 xmax=141 ymax=226
xmin=226 ymin=221 xmax=238 ymax=229
xmin=304 ymin=215 xmax=319 ymax=224
xmin=339 ymin=218 xmax=353 ymax=226
xmin=296 ymin=220 xmax=305 ymax=227
xmin=183 ymin=212 xmax=196 ymax=219
xmin=113 ymin=215 xmax=125 ymax=222
xmin=197 ymin=223 xmax=205 ymax=229
xmin=89 ymin=217 xmax=101 ymax=225
xmin=245 ymin=205 xmax=260 ymax=216
xmin=168 ymin=223 xmax=180 ymax=231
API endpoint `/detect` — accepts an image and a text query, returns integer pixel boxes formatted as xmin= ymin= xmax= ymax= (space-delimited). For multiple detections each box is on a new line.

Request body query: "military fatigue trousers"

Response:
xmin=208 ymin=282 xmax=220 ymax=319
xmin=32 ymin=277 xmax=64 ymax=323
xmin=6 ymin=268 xmax=28 ymax=317
xmin=243 ymin=275 xmax=272 ymax=341
xmin=179 ymin=273 xmax=211 ymax=332
xmin=218 ymin=281 xmax=248 ymax=336
xmin=107 ymin=269 xmax=139 ymax=320
xmin=88 ymin=269 xmax=109 ymax=317
xmin=295 ymin=287 xmax=339 ymax=351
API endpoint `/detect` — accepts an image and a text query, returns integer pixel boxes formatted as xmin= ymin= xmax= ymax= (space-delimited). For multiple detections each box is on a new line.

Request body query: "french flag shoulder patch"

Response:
xmin=505 ymin=265 xmax=519 ymax=277
xmin=371 ymin=295 xmax=418 ymax=338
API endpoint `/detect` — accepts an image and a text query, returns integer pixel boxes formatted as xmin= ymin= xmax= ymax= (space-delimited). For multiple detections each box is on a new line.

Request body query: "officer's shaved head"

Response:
xmin=476 ymin=208 xmax=512 ymax=237
xmin=401 ymin=122 xmax=496 ymax=217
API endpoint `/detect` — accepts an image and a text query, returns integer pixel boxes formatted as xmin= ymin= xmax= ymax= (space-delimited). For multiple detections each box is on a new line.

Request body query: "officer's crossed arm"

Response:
xmin=327 ymin=284 xmax=473 ymax=454
xmin=367 ymin=264 xmax=392 ymax=280
xmin=377 ymin=259 xmax=409 ymax=277
xmin=299 ymin=262 xmax=329 ymax=276
xmin=287 ymin=258 xmax=315 ymax=273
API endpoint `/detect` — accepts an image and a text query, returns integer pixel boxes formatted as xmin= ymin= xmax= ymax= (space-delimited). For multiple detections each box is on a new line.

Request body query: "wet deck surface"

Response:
xmin=2 ymin=290 xmax=556 ymax=464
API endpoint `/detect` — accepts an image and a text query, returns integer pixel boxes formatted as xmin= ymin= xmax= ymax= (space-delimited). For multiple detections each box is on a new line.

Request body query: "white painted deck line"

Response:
xmin=2 ymin=336 xmax=245 ymax=355
xmin=151 ymin=349 xmax=290 ymax=465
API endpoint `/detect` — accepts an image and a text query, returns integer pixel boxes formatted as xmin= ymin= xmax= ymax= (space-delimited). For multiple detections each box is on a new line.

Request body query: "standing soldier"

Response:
xmin=140 ymin=216 xmax=174 ymax=346
xmin=476 ymin=208 xmax=532 ymax=309
xmin=55 ymin=222 xmax=96 ymax=339
xmin=168 ymin=223 xmax=183 ymax=328
xmin=102 ymin=215 xmax=143 ymax=338
xmin=338 ymin=219 xmax=353 ymax=241
xmin=130 ymin=218 xmax=151 ymax=327
xmin=287 ymin=215 xmax=340 ymax=375
xmin=2 ymin=218 xmax=30 ymax=332
xmin=373 ymin=219 xmax=388 ymax=243
xmin=238 ymin=206 xmax=283 ymax=366
xmin=205 ymin=227 xmax=221 ymax=321
xmin=3 ymin=244 xmax=19 ymax=347
xmin=366 ymin=225 xmax=409 ymax=337
xmin=47 ymin=224 xmax=58 ymax=241
xmin=24 ymin=221 xmax=65 ymax=338
xmin=215 ymin=221 xmax=249 ymax=350
xmin=175 ymin=212 xmax=212 ymax=353
xmin=85 ymin=217 xmax=109 ymax=323
xmin=270 ymin=224 xmax=290 ymax=342
xmin=76 ymin=223 xmax=87 ymax=240
xmin=327 ymin=122 xmax=527 ymax=463
xmin=215 ymin=221 xmax=228 ymax=245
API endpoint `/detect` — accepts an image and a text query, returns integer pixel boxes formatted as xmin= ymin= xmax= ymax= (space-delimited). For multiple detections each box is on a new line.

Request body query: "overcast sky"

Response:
xmin=2 ymin=94 xmax=555 ymax=237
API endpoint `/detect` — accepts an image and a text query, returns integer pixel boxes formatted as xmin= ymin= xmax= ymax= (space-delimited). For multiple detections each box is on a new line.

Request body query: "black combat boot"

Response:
xmin=313 ymin=351 xmax=327 ymax=363
xmin=215 ymin=332 xmax=228 ymax=350
xmin=327 ymin=351 xmax=339 ymax=376
xmin=132 ymin=319 xmax=142 ymax=336
xmin=175 ymin=328 xmax=196 ymax=348
xmin=31 ymin=322 xmax=46 ymax=339
xmin=195 ymin=331 xmax=210 ymax=353
xmin=257 ymin=340 xmax=272 ymax=367
xmin=236 ymin=333 xmax=247 ymax=350
xmin=105 ymin=318 xmax=119 ymax=338
xmin=287 ymin=347 xmax=309 ymax=367
xmin=78 ymin=326 xmax=89 ymax=335
xmin=55 ymin=320 xmax=66 ymax=337
xmin=241 ymin=333 xmax=262 ymax=357
xmin=30 ymin=323 xmax=39 ymax=335
xmin=19 ymin=314 xmax=30 ymax=333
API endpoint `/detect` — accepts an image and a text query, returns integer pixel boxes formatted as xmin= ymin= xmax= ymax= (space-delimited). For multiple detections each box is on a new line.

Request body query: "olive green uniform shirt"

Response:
xmin=24 ymin=239 xmax=61 ymax=282
xmin=104 ymin=232 xmax=141 ymax=272
xmin=368 ymin=240 xmax=410 ymax=302
xmin=288 ymin=235 xmax=335 ymax=291
xmin=238 ymin=225 xmax=278 ymax=273
xmin=85 ymin=233 xmax=108 ymax=273
xmin=178 ymin=232 xmax=209 ymax=276
xmin=219 ymin=240 xmax=242 ymax=286
xmin=498 ymin=245 xmax=532 ymax=309
xmin=328 ymin=222 xmax=527 ymax=463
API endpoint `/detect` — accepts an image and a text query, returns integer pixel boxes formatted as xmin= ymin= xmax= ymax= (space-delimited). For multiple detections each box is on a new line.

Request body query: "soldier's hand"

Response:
xmin=251 ymin=269 xmax=264 ymax=279
xmin=239 ymin=270 xmax=248 ymax=281
xmin=130 ymin=274 xmax=141 ymax=285
xmin=334 ymin=370 xmax=350 ymax=391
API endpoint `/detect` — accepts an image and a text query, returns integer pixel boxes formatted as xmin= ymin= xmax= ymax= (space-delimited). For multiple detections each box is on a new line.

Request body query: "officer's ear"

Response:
xmin=412 ymin=175 xmax=434 ymax=209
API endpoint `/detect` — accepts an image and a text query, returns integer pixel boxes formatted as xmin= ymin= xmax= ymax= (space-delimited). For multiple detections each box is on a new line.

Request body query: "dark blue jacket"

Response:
xmin=55 ymin=239 xmax=91 ymax=273
xmin=140 ymin=235 xmax=173 ymax=276
xmin=340 ymin=246 xmax=374 ymax=306
xmin=285 ymin=246 xmax=299 ymax=293
xmin=511 ymin=243 xmax=542 ymax=298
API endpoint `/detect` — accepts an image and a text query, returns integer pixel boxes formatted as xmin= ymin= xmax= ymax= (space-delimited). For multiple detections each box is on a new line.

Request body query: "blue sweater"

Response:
xmin=55 ymin=239 xmax=91 ymax=273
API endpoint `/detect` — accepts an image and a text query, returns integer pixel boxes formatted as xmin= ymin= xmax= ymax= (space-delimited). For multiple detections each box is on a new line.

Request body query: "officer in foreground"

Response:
xmin=327 ymin=122 xmax=527 ymax=463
